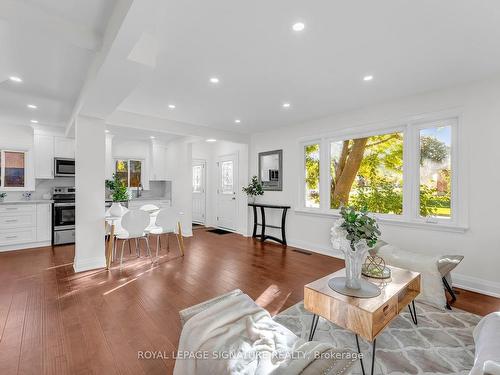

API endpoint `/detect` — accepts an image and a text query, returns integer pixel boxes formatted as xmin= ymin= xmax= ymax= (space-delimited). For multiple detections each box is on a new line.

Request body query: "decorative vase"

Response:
xmin=109 ymin=202 xmax=124 ymax=216
xmin=340 ymin=242 xmax=370 ymax=290
xmin=248 ymin=196 xmax=256 ymax=204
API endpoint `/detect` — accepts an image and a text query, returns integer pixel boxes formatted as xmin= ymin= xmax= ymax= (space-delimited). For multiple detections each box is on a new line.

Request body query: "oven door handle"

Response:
xmin=54 ymin=203 xmax=76 ymax=207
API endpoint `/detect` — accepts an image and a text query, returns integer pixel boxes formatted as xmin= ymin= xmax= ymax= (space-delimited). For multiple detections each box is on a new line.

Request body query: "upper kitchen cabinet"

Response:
xmin=34 ymin=135 xmax=54 ymax=179
xmin=149 ymin=142 xmax=168 ymax=181
xmin=54 ymin=137 xmax=75 ymax=159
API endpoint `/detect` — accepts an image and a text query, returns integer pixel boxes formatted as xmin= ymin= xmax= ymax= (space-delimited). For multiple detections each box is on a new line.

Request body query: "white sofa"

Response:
xmin=470 ymin=312 xmax=500 ymax=375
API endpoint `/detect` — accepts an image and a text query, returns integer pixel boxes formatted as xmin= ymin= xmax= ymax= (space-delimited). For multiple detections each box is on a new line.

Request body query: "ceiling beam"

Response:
xmin=0 ymin=0 xmax=101 ymax=51
xmin=107 ymin=110 xmax=250 ymax=144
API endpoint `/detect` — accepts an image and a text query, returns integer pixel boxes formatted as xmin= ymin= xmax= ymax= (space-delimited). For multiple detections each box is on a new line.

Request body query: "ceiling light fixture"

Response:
xmin=209 ymin=77 xmax=219 ymax=84
xmin=206 ymin=138 xmax=217 ymax=142
xmin=27 ymin=104 xmax=37 ymax=109
xmin=234 ymin=119 xmax=241 ymax=124
xmin=282 ymin=102 xmax=291 ymax=108
xmin=292 ymin=22 xmax=305 ymax=32
xmin=9 ymin=76 xmax=22 ymax=83
xmin=150 ymin=136 xmax=155 ymax=139
xmin=168 ymin=104 xmax=176 ymax=109
xmin=105 ymin=130 xmax=110 ymax=133
xmin=363 ymin=75 xmax=374 ymax=81
xmin=30 ymin=120 xmax=38 ymax=124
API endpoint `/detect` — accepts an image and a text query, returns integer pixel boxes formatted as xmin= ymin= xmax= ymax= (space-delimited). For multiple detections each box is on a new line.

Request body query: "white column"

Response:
xmin=74 ymin=116 xmax=106 ymax=272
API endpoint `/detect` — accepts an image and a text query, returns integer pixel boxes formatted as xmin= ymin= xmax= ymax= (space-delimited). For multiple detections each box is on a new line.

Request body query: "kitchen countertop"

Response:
xmin=0 ymin=200 xmax=54 ymax=204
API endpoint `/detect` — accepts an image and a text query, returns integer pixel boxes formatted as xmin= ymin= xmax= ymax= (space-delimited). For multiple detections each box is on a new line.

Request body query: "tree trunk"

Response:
xmin=332 ymin=138 xmax=368 ymax=207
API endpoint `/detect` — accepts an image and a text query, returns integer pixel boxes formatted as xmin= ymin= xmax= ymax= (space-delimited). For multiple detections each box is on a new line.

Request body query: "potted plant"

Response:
xmin=105 ymin=174 xmax=129 ymax=216
xmin=242 ymin=176 xmax=264 ymax=203
xmin=0 ymin=192 xmax=6 ymax=202
xmin=331 ymin=206 xmax=381 ymax=290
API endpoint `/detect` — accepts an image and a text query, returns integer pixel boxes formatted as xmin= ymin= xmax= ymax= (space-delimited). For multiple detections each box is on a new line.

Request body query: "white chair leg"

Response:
xmin=120 ymin=239 xmax=127 ymax=268
xmin=135 ymin=238 xmax=139 ymax=257
xmin=156 ymin=235 xmax=160 ymax=258
xmin=167 ymin=233 xmax=170 ymax=251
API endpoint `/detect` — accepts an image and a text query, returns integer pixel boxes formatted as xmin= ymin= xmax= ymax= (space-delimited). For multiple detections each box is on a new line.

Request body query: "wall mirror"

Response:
xmin=258 ymin=149 xmax=283 ymax=191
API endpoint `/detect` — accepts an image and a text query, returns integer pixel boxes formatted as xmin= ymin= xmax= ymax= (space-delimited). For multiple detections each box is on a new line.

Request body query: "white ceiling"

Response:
xmin=0 ymin=0 xmax=116 ymax=127
xmin=4 ymin=1 xmax=500 ymax=136
xmin=115 ymin=0 xmax=500 ymax=134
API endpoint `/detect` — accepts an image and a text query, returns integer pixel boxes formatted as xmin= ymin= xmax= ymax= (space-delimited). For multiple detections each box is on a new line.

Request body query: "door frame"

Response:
xmin=192 ymin=159 xmax=207 ymax=225
xmin=216 ymin=152 xmax=239 ymax=232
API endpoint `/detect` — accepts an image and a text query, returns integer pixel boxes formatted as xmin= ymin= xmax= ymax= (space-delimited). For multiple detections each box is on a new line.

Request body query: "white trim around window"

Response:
xmin=296 ymin=113 xmax=468 ymax=232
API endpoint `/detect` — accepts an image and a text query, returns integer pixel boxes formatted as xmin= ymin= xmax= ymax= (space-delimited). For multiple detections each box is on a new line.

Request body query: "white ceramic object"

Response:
xmin=109 ymin=202 xmax=125 ymax=217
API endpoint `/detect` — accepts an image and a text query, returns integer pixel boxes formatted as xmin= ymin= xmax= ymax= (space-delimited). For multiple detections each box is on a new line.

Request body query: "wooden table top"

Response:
xmin=305 ymin=265 xmax=420 ymax=314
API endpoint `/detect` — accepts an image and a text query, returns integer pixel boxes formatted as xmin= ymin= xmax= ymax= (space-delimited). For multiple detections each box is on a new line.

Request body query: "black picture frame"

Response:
xmin=258 ymin=149 xmax=283 ymax=191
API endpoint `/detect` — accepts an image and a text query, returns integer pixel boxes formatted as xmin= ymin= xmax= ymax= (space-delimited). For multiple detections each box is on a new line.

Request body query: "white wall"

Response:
xmin=249 ymin=76 xmax=500 ymax=297
xmin=74 ymin=116 xmax=106 ymax=272
xmin=192 ymin=140 xmax=249 ymax=235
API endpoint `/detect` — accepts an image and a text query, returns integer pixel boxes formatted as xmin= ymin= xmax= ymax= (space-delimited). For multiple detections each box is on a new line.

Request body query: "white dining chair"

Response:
xmin=146 ymin=207 xmax=185 ymax=259
xmin=116 ymin=209 xmax=153 ymax=267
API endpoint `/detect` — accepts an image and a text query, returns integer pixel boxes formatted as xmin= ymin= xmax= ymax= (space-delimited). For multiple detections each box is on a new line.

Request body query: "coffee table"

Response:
xmin=304 ymin=265 xmax=420 ymax=375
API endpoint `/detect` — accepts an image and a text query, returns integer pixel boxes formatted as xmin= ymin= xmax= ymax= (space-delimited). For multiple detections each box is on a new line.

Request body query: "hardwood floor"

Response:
xmin=0 ymin=229 xmax=498 ymax=374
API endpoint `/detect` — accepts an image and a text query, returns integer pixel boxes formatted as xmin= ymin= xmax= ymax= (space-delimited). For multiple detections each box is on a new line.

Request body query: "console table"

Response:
xmin=248 ymin=203 xmax=290 ymax=246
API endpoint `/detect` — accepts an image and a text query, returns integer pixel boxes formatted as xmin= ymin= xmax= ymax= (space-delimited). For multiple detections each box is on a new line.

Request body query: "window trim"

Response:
xmin=298 ymin=115 xmax=463 ymax=230
xmin=113 ymin=158 xmax=143 ymax=188
xmin=0 ymin=149 xmax=28 ymax=191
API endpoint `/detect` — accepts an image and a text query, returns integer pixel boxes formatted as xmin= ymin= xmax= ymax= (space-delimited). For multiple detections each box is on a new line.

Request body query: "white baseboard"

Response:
xmin=73 ymin=256 xmax=106 ymax=273
xmin=452 ymin=273 xmax=500 ymax=298
xmin=287 ymin=238 xmax=500 ymax=298
xmin=0 ymin=241 xmax=51 ymax=252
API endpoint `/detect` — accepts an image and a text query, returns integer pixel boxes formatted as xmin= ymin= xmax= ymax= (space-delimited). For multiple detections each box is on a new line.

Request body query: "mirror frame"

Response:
xmin=258 ymin=149 xmax=283 ymax=191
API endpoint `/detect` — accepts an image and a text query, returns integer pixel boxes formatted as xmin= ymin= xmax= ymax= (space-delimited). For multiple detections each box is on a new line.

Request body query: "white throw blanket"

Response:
xmin=174 ymin=294 xmax=340 ymax=375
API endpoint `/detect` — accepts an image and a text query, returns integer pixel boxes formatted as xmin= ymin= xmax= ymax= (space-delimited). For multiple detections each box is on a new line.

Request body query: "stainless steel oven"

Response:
xmin=52 ymin=187 xmax=75 ymax=245
xmin=54 ymin=158 xmax=75 ymax=177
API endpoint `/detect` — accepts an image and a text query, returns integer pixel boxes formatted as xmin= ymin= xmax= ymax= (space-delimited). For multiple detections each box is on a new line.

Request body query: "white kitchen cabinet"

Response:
xmin=54 ymin=137 xmax=75 ymax=158
xmin=36 ymin=203 xmax=52 ymax=242
xmin=34 ymin=135 xmax=54 ymax=178
xmin=0 ymin=202 xmax=52 ymax=250
xmin=150 ymin=142 xmax=167 ymax=181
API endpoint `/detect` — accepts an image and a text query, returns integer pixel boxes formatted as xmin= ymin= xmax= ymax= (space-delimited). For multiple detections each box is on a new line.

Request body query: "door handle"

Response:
xmin=232 ymin=197 xmax=236 ymax=200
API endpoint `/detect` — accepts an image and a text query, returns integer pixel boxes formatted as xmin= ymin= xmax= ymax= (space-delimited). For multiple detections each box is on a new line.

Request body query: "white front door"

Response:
xmin=216 ymin=154 xmax=238 ymax=231
xmin=192 ymin=160 xmax=206 ymax=224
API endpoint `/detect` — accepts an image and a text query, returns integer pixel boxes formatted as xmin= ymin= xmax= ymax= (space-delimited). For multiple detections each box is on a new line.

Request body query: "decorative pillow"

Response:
xmin=377 ymin=244 xmax=446 ymax=310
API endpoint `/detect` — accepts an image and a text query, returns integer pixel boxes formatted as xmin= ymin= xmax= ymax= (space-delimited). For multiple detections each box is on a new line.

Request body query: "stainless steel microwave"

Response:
xmin=54 ymin=158 xmax=75 ymax=177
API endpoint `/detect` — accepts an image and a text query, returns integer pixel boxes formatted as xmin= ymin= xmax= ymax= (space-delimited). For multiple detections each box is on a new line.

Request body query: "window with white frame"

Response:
xmin=115 ymin=159 xmax=142 ymax=188
xmin=300 ymin=117 xmax=457 ymax=224
xmin=0 ymin=150 xmax=27 ymax=189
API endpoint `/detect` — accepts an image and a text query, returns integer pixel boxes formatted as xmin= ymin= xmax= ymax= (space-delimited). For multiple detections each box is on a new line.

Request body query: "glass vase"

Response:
xmin=340 ymin=242 xmax=370 ymax=290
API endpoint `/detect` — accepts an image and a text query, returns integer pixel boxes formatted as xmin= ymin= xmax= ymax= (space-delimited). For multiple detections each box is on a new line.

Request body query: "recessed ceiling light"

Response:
xmin=209 ymin=77 xmax=219 ymax=84
xmin=363 ymin=75 xmax=374 ymax=81
xmin=9 ymin=76 xmax=22 ymax=83
xmin=206 ymin=138 xmax=217 ymax=143
xmin=105 ymin=130 xmax=110 ymax=133
xmin=234 ymin=119 xmax=241 ymax=124
xmin=282 ymin=103 xmax=291 ymax=108
xmin=30 ymin=120 xmax=38 ymax=124
xmin=292 ymin=22 xmax=305 ymax=32
xmin=168 ymin=104 xmax=176 ymax=109
xmin=150 ymin=136 xmax=155 ymax=139
xmin=27 ymin=104 xmax=37 ymax=109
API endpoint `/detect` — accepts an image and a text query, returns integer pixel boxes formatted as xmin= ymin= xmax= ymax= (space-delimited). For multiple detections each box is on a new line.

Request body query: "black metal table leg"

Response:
xmin=259 ymin=206 xmax=266 ymax=242
xmin=408 ymin=300 xmax=418 ymax=325
xmin=442 ymin=276 xmax=456 ymax=310
xmin=308 ymin=314 xmax=319 ymax=341
xmin=355 ymin=335 xmax=376 ymax=375
xmin=252 ymin=205 xmax=258 ymax=237
xmin=280 ymin=208 xmax=288 ymax=246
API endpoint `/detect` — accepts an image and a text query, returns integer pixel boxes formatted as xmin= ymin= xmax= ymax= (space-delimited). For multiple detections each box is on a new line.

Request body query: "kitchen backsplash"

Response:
xmin=3 ymin=177 xmax=75 ymax=201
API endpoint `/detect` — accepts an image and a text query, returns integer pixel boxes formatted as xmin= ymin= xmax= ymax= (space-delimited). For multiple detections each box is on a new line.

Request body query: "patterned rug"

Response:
xmin=274 ymin=302 xmax=480 ymax=375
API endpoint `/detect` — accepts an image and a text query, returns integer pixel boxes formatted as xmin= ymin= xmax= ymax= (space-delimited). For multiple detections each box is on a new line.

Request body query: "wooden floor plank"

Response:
xmin=0 ymin=229 xmax=498 ymax=374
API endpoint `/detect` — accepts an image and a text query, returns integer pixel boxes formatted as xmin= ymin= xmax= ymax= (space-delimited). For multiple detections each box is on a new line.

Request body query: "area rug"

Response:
xmin=274 ymin=302 xmax=480 ymax=375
